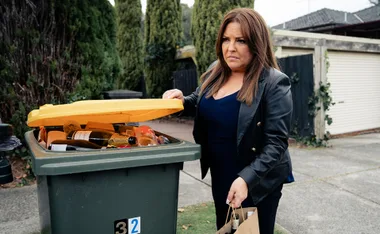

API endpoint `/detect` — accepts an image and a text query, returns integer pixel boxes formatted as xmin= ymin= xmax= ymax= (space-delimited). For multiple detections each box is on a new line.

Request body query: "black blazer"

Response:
xmin=184 ymin=67 xmax=293 ymax=204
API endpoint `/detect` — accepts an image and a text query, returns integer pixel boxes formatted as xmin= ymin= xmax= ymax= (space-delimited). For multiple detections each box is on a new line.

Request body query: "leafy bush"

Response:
xmin=115 ymin=0 xmax=144 ymax=90
xmin=0 ymin=0 xmax=119 ymax=140
xmin=144 ymin=0 xmax=182 ymax=97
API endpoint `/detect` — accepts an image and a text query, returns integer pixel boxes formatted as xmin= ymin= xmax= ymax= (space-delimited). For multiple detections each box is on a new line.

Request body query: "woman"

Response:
xmin=163 ymin=8 xmax=294 ymax=234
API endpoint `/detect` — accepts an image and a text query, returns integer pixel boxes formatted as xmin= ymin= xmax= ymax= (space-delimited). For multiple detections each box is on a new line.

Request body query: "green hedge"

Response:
xmin=0 ymin=0 xmax=119 ymax=139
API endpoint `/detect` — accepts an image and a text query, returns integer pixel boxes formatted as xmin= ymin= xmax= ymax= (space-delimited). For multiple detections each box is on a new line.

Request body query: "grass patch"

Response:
xmin=177 ymin=202 xmax=288 ymax=234
xmin=177 ymin=202 xmax=216 ymax=233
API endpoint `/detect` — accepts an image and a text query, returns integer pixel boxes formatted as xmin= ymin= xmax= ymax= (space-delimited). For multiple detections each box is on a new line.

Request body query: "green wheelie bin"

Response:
xmin=24 ymin=99 xmax=200 ymax=234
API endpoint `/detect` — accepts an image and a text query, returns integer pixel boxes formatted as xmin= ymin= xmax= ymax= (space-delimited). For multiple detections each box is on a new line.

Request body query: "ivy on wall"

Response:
xmin=297 ymin=51 xmax=335 ymax=147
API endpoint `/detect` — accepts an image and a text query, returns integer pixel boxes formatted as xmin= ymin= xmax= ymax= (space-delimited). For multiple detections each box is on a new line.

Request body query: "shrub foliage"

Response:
xmin=144 ymin=0 xmax=182 ymax=97
xmin=0 ymin=0 xmax=119 ymax=139
xmin=115 ymin=0 xmax=143 ymax=90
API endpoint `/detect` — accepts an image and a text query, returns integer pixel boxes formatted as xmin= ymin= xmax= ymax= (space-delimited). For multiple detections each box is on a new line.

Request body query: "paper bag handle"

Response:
xmin=224 ymin=205 xmax=246 ymax=225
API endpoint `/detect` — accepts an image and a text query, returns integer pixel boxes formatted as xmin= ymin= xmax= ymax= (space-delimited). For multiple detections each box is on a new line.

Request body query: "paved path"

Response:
xmin=278 ymin=134 xmax=380 ymax=234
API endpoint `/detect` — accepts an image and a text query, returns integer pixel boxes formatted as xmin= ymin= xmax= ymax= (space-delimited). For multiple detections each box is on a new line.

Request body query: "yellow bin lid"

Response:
xmin=27 ymin=99 xmax=184 ymax=127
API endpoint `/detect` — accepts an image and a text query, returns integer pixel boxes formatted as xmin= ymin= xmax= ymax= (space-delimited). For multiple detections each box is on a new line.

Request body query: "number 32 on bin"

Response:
xmin=114 ymin=217 xmax=141 ymax=234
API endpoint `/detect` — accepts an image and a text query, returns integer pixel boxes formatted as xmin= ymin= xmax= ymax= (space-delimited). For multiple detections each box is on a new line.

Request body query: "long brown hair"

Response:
xmin=199 ymin=8 xmax=279 ymax=105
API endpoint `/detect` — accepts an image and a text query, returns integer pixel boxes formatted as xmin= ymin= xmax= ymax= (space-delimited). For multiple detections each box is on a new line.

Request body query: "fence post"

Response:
xmin=313 ymin=45 xmax=327 ymax=139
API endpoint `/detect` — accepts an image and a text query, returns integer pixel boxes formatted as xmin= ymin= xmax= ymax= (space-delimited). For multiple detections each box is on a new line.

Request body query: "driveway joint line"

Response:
xmin=181 ymin=170 xmax=211 ymax=187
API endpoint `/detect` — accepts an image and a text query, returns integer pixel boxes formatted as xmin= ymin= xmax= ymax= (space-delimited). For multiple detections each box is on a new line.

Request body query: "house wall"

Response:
xmin=272 ymin=30 xmax=380 ymax=138
xmin=273 ymin=29 xmax=380 ymax=53
xmin=275 ymin=47 xmax=313 ymax=58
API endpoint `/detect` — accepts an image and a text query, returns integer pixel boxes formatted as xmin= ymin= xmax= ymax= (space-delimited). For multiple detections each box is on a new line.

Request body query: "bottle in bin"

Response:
xmin=118 ymin=125 xmax=136 ymax=137
xmin=66 ymin=130 xmax=114 ymax=146
xmin=66 ymin=130 xmax=136 ymax=148
xmin=133 ymin=125 xmax=158 ymax=146
xmin=66 ymin=125 xmax=165 ymax=148
xmin=157 ymin=135 xmax=170 ymax=144
xmin=114 ymin=125 xmax=159 ymax=146
xmin=48 ymin=139 xmax=102 ymax=151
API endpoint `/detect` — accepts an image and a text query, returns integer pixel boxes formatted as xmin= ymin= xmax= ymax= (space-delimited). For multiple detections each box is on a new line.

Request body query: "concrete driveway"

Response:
xmin=277 ymin=133 xmax=380 ymax=234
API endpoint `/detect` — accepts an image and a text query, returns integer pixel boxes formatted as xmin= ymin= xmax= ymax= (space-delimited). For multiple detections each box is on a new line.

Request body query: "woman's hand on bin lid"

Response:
xmin=162 ymin=89 xmax=184 ymax=104
xmin=226 ymin=177 xmax=248 ymax=208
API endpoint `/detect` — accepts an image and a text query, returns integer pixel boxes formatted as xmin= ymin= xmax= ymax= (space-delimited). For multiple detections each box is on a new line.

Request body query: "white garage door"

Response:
xmin=326 ymin=51 xmax=380 ymax=135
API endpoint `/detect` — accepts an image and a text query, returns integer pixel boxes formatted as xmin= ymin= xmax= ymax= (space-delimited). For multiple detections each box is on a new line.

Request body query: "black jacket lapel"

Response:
xmin=237 ymin=80 xmax=266 ymax=146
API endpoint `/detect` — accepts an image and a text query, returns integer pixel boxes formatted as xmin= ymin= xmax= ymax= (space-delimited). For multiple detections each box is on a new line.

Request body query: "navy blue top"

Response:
xmin=199 ymin=91 xmax=254 ymax=207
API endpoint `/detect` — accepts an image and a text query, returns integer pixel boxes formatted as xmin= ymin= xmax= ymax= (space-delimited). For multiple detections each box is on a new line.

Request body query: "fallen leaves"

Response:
xmin=0 ymin=156 xmax=35 ymax=189
xmin=181 ymin=224 xmax=192 ymax=230
xmin=176 ymin=201 xmax=216 ymax=233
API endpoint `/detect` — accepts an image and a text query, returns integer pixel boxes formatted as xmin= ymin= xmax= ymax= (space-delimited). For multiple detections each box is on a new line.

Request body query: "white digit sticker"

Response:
xmin=128 ymin=217 xmax=141 ymax=234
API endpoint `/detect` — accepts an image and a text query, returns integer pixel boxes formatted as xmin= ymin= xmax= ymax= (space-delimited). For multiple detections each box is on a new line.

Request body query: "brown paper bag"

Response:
xmin=216 ymin=207 xmax=260 ymax=234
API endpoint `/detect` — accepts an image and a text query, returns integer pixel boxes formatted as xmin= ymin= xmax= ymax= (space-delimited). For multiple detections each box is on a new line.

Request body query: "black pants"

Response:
xmin=214 ymin=184 xmax=283 ymax=234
